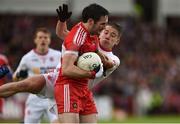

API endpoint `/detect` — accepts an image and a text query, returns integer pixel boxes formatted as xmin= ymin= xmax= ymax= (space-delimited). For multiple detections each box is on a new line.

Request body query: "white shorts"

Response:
xmin=24 ymin=72 xmax=58 ymax=123
xmin=24 ymin=94 xmax=58 ymax=123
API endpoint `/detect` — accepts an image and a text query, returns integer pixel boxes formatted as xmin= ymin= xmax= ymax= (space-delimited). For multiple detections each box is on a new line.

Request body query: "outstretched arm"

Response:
xmin=0 ymin=75 xmax=45 ymax=98
xmin=56 ymin=21 xmax=69 ymax=40
xmin=56 ymin=4 xmax=71 ymax=40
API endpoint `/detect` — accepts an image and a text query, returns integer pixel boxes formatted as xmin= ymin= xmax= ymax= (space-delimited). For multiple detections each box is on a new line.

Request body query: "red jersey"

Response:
xmin=0 ymin=54 xmax=8 ymax=86
xmin=56 ymin=22 xmax=98 ymax=87
xmin=0 ymin=55 xmax=9 ymax=113
xmin=0 ymin=54 xmax=8 ymax=65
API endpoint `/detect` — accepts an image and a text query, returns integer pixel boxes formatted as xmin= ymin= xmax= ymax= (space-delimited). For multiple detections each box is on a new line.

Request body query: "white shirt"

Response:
xmin=14 ymin=48 xmax=61 ymax=77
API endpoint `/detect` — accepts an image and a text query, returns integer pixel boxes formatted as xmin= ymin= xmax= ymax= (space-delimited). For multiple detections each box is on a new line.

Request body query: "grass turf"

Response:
xmin=0 ymin=115 xmax=180 ymax=123
xmin=99 ymin=115 xmax=180 ymax=123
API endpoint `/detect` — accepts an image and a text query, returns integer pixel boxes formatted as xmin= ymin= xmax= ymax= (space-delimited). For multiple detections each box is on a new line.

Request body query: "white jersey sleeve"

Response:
xmin=88 ymin=55 xmax=120 ymax=89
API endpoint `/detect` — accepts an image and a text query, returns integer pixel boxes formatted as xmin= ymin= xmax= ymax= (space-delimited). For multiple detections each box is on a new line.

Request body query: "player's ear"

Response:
xmin=115 ymin=39 xmax=120 ymax=45
xmin=115 ymin=34 xmax=121 ymax=45
xmin=88 ymin=18 xmax=94 ymax=26
xmin=33 ymin=32 xmax=38 ymax=44
xmin=47 ymin=38 xmax=51 ymax=46
xmin=34 ymin=38 xmax=38 ymax=45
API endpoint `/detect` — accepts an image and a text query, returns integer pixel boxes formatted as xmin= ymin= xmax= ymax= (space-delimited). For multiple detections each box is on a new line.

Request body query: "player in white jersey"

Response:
xmin=13 ymin=27 xmax=61 ymax=123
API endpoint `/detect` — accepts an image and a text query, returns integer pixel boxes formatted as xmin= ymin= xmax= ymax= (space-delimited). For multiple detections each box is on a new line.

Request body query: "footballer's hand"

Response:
xmin=0 ymin=65 xmax=9 ymax=78
xmin=93 ymin=64 xmax=100 ymax=73
xmin=97 ymin=51 xmax=114 ymax=69
xmin=56 ymin=4 xmax=72 ymax=22
xmin=90 ymin=63 xmax=103 ymax=79
xmin=16 ymin=69 xmax=28 ymax=79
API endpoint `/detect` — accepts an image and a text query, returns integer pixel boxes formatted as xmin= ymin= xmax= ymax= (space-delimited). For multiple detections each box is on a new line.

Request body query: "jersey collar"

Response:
xmin=33 ymin=49 xmax=49 ymax=56
xmin=79 ymin=22 xmax=90 ymax=35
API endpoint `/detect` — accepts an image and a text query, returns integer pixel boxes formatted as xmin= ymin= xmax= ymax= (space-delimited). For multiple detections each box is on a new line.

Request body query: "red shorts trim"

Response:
xmin=54 ymin=83 xmax=97 ymax=115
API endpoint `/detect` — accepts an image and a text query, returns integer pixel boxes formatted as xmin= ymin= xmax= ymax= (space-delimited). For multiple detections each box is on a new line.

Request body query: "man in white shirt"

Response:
xmin=13 ymin=27 xmax=61 ymax=123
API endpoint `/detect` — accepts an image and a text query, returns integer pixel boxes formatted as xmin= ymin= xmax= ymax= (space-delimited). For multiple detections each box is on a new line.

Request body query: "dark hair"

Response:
xmin=34 ymin=27 xmax=51 ymax=38
xmin=82 ymin=3 xmax=109 ymax=23
xmin=107 ymin=22 xmax=122 ymax=36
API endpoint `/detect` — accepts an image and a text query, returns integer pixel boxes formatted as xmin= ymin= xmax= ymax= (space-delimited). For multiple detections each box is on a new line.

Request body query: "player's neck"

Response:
xmin=99 ymin=43 xmax=112 ymax=52
xmin=34 ymin=48 xmax=49 ymax=55
xmin=82 ymin=23 xmax=91 ymax=33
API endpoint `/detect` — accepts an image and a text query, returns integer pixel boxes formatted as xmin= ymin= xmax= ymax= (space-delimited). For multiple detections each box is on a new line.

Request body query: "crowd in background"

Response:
xmin=0 ymin=14 xmax=179 ymax=119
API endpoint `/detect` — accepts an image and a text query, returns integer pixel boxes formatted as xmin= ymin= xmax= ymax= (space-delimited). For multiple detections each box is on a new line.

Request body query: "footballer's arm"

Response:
xmin=61 ymin=53 xmax=93 ymax=79
xmin=56 ymin=21 xmax=69 ymax=40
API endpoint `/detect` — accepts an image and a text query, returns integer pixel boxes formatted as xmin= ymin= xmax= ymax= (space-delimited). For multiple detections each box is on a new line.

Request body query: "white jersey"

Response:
xmin=14 ymin=48 xmax=61 ymax=77
xmin=88 ymin=46 xmax=120 ymax=89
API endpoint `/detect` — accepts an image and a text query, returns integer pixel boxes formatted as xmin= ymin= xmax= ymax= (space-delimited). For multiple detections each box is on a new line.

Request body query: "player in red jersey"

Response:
xmin=55 ymin=3 xmax=109 ymax=123
xmin=0 ymin=4 xmax=122 ymax=123
xmin=0 ymin=20 xmax=122 ymax=121
xmin=0 ymin=54 xmax=12 ymax=116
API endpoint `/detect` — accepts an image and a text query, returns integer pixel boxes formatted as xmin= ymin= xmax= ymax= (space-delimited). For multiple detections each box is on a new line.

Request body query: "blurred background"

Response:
xmin=0 ymin=0 xmax=180 ymax=123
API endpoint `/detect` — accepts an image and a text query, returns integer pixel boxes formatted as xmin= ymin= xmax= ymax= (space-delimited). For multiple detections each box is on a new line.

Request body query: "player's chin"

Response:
xmin=40 ymin=44 xmax=47 ymax=48
xmin=102 ymin=40 xmax=110 ymax=45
